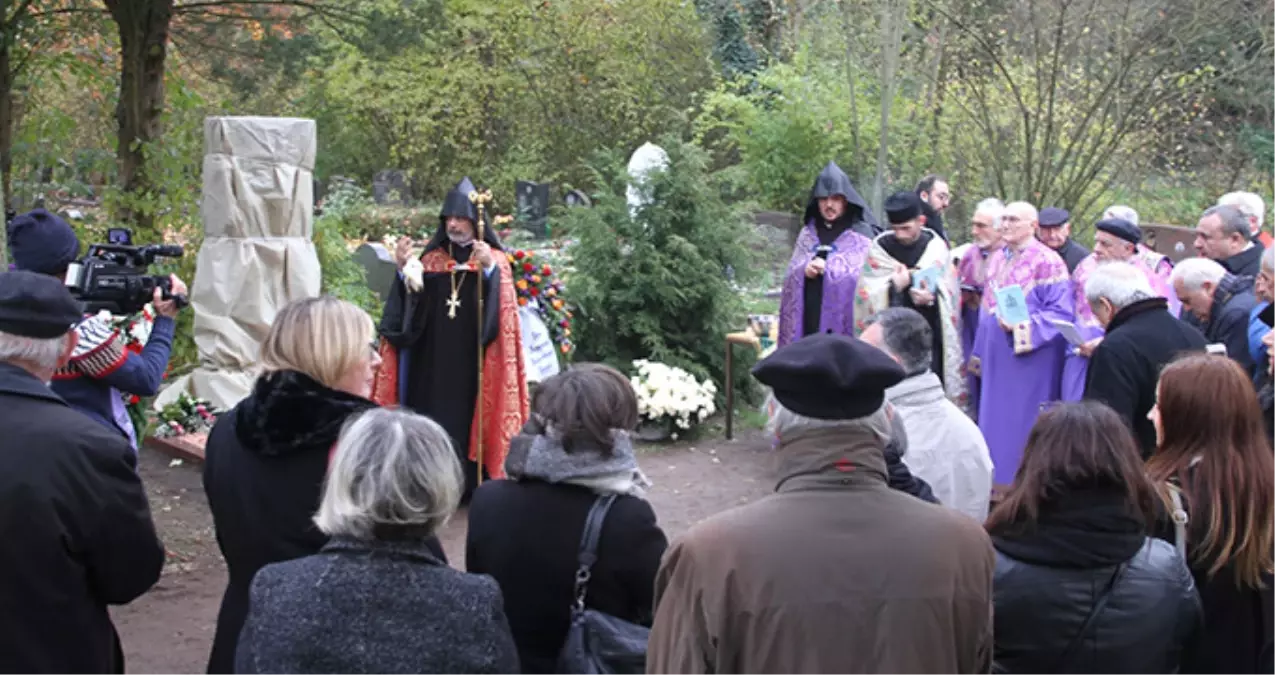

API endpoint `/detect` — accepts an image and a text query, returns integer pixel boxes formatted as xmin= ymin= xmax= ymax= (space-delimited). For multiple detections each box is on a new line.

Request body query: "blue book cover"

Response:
xmin=995 ymin=284 xmax=1030 ymax=325
xmin=911 ymin=266 xmax=943 ymax=293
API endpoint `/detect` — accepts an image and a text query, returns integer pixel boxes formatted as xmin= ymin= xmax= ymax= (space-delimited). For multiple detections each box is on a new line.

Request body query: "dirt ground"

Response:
xmin=112 ymin=429 xmax=774 ymax=674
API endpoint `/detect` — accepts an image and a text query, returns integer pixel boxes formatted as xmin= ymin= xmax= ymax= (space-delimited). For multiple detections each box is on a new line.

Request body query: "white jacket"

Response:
xmin=887 ymin=372 xmax=994 ymax=522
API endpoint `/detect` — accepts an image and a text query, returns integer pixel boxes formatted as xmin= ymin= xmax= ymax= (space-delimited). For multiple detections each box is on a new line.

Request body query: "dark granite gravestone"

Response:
xmin=564 ymin=189 xmax=592 ymax=208
xmin=373 ymin=169 xmax=411 ymax=205
xmin=516 ymin=180 xmax=551 ymax=237
xmin=355 ymin=243 xmax=399 ymax=301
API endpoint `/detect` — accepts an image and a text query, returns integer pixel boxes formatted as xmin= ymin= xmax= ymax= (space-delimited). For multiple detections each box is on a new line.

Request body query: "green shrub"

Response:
xmin=559 ymin=137 xmax=763 ymax=405
xmin=314 ymin=211 xmax=383 ymax=322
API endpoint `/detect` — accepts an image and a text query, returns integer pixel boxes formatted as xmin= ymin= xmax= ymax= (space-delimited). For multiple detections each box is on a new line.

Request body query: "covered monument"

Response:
xmin=157 ymin=117 xmax=322 ymax=410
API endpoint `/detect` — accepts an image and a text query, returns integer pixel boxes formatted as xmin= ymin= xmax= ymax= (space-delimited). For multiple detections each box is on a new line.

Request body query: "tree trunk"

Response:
xmin=841 ymin=2 xmax=861 ymax=182
xmin=105 ymin=0 xmax=174 ymax=238
xmin=871 ymin=0 xmax=905 ymax=215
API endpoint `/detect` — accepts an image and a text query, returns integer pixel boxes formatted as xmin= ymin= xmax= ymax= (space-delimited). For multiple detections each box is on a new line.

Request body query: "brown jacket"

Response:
xmin=647 ymin=426 xmax=995 ymax=674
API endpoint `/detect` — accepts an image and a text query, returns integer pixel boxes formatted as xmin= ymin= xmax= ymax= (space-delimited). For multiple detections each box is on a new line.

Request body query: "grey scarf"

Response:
xmin=505 ymin=418 xmax=652 ymax=496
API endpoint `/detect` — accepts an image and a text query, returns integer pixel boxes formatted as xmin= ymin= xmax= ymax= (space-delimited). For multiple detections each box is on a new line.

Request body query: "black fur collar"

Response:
xmin=234 ymin=370 xmax=376 ymax=457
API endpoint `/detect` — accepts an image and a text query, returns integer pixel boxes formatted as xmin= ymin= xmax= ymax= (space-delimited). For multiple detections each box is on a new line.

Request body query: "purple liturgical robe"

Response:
xmin=1060 ymin=251 xmax=1179 ymax=401
xmin=778 ymin=224 xmax=871 ymax=346
xmin=971 ymin=238 xmax=1074 ymax=486
xmin=957 ymin=245 xmax=995 ymax=418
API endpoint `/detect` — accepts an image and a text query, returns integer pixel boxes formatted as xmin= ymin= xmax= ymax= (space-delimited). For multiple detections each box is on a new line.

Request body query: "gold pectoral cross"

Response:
xmin=446 ymin=290 xmax=461 ymax=319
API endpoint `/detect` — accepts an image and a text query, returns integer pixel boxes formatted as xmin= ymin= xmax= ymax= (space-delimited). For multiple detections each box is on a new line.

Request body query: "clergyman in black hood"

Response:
xmin=373 ymin=177 xmax=529 ymax=502
xmin=779 ymin=162 xmax=878 ymax=346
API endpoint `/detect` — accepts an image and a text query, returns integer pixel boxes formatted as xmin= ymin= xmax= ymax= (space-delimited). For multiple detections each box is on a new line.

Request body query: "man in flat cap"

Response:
xmin=1060 ymin=218 xmax=1181 ymax=401
xmin=648 ymin=333 xmax=994 ymax=674
xmin=1036 ymin=206 xmax=1089 ymax=273
xmin=6 ymin=208 xmax=187 ymax=450
xmin=0 ymin=271 xmax=164 ymax=672
xmin=778 ymin=162 xmax=878 ymax=347
xmin=857 ymin=190 xmax=965 ymax=406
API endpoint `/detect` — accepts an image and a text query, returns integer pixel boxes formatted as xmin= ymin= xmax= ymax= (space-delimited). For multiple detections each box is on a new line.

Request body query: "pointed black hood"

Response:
xmin=423 ymin=176 xmax=505 ymax=253
xmin=802 ymin=161 xmax=879 ymax=236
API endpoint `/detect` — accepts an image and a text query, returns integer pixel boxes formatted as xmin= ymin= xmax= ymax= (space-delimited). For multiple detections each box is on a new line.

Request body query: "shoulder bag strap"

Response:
xmin=572 ymin=494 xmax=619 ymax=612
xmin=1167 ymin=483 xmax=1189 ymax=559
xmin=1053 ymin=562 xmax=1126 ymax=672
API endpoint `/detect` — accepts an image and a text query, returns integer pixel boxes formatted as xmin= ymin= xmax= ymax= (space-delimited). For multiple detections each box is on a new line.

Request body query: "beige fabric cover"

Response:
xmin=157 ymin=117 xmax=321 ymax=411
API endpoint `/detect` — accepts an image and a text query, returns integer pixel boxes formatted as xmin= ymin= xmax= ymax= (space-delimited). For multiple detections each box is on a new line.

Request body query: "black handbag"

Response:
xmin=556 ymin=494 xmax=650 ymax=675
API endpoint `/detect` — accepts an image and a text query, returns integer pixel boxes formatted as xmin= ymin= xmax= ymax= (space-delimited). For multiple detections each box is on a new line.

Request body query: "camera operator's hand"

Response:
xmin=154 ymin=274 xmax=187 ymax=318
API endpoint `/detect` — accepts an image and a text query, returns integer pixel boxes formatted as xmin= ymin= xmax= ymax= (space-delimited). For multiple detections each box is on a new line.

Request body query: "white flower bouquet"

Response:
xmin=629 ymin=359 xmax=718 ymax=435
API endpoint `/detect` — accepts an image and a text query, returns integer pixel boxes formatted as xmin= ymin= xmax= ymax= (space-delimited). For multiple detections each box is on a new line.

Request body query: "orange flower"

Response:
xmin=564 ymin=328 xmax=571 ymax=337
xmin=532 ymin=275 xmax=542 ymax=284
xmin=552 ymin=299 xmax=564 ymax=310
xmin=518 ymin=297 xmax=529 ymax=306
xmin=561 ymin=343 xmax=570 ymax=353
xmin=546 ymin=288 xmax=557 ymax=297
xmin=516 ymin=279 xmax=529 ymax=291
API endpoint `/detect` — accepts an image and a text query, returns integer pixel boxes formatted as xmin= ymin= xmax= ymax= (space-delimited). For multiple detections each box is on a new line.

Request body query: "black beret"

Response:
xmin=7 ymin=209 xmax=80 ymax=275
xmin=884 ymin=191 xmax=923 ymax=225
xmin=1039 ymin=207 xmax=1070 ymax=228
xmin=752 ymin=333 xmax=905 ymax=420
xmin=0 ymin=270 xmax=82 ymax=339
xmin=1094 ymin=217 xmax=1142 ymax=245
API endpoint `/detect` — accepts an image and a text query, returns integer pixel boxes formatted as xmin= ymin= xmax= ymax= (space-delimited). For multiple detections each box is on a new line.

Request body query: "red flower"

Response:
xmin=529 ymin=286 xmax=540 ymax=296
xmin=541 ymin=264 xmax=552 ymax=276
xmin=128 ymin=395 xmax=141 ymax=405
xmin=514 ymin=250 xmax=525 ymax=260
xmin=522 ymin=262 xmax=534 ymax=273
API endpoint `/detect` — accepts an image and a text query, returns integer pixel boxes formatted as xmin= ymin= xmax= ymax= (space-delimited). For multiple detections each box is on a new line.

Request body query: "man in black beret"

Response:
xmin=0 ymin=271 xmax=163 ymax=673
xmin=648 ymin=332 xmax=994 ymax=674
xmin=1060 ymin=216 xmax=1181 ymax=402
xmin=6 ymin=208 xmax=187 ymax=449
xmin=1036 ymin=206 xmax=1089 ymax=273
xmin=856 ymin=190 xmax=964 ymax=401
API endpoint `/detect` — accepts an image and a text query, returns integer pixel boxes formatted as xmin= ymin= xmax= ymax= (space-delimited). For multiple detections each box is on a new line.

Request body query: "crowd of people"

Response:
xmin=0 ymin=171 xmax=1270 ymax=674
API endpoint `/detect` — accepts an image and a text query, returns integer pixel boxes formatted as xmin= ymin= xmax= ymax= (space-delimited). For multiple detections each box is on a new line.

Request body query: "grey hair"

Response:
xmin=1170 ymin=257 xmax=1228 ymax=292
xmin=766 ymin=395 xmax=892 ymax=445
xmin=314 ymin=408 xmax=463 ymax=540
xmin=1201 ymin=204 xmax=1252 ymax=240
xmin=1102 ymin=205 xmax=1140 ymax=226
xmin=863 ymin=307 xmax=932 ymax=375
xmin=1218 ymin=191 xmax=1265 ymax=230
xmin=1263 ymin=245 xmax=1274 ymax=273
xmin=973 ymin=198 xmax=1006 ymax=229
xmin=0 ymin=331 xmax=72 ymax=372
xmin=1084 ymin=262 xmax=1155 ymax=310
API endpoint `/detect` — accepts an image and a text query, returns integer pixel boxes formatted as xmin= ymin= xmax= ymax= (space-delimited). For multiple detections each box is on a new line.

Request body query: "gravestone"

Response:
xmin=373 ymin=169 xmax=411 ymax=205
xmin=564 ymin=189 xmax=591 ymax=208
xmin=516 ymin=180 xmax=551 ymax=237
xmin=355 ymin=242 xmax=399 ymax=301
xmin=626 ymin=142 xmax=669 ymax=218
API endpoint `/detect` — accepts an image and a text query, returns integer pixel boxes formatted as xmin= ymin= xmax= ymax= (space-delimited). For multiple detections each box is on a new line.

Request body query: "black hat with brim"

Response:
xmin=752 ymin=332 xmax=905 ymax=420
xmin=0 ymin=270 xmax=82 ymax=339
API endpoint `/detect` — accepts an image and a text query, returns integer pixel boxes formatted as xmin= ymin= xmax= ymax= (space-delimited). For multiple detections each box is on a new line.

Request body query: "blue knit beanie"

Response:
xmin=7 ymin=209 xmax=80 ymax=275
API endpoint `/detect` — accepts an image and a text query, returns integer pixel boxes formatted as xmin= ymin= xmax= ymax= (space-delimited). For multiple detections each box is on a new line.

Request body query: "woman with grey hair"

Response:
xmin=235 ymin=408 xmax=520 ymax=674
xmin=465 ymin=363 xmax=669 ymax=673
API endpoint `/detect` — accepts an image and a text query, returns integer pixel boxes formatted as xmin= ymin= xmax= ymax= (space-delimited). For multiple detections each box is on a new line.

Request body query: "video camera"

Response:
xmin=64 ymin=227 xmax=188 ymax=315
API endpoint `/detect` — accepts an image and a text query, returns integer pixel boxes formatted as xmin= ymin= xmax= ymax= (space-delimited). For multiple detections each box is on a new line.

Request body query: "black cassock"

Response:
xmin=379 ymin=243 xmax=501 ymax=500
xmin=881 ymin=230 xmax=945 ymax=386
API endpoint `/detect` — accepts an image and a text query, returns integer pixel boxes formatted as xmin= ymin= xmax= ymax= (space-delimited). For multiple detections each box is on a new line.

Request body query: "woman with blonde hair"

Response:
xmin=203 ymin=296 xmax=446 ymax=673
xmin=1148 ymin=353 xmax=1275 ymax=673
xmin=235 ymin=408 xmax=519 ymax=673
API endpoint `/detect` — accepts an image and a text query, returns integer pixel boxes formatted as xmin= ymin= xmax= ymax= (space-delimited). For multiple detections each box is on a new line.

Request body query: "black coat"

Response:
xmin=0 ymin=362 xmax=164 ymax=672
xmin=1201 ymin=274 xmax=1259 ymax=374
xmin=236 ymin=537 xmax=519 ymax=674
xmin=202 ymin=370 xmax=445 ymax=673
xmin=1084 ymin=298 xmax=1207 ymax=457
xmin=1055 ymin=238 xmax=1090 ymax=274
xmin=1221 ymin=244 xmax=1264 ymax=280
xmin=990 ymin=489 xmax=1201 ymax=673
xmin=465 ymin=479 xmax=668 ymax=673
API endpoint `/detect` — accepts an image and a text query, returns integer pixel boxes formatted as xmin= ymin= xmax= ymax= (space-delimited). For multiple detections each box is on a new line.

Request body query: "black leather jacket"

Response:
xmin=993 ymin=539 xmax=1201 ymax=673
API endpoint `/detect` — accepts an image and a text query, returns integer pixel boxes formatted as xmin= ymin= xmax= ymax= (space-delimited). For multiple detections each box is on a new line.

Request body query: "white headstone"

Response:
xmin=626 ymin=142 xmax=669 ymax=218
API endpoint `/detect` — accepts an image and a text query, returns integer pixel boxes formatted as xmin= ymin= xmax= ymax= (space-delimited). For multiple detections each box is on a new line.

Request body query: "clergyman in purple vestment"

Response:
xmin=1060 ymin=218 xmax=1178 ymax=400
xmin=956 ymin=199 xmax=1005 ymax=420
xmin=778 ymin=162 xmax=878 ymax=346
xmin=970 ymin=202 xmax=1074 ymax=486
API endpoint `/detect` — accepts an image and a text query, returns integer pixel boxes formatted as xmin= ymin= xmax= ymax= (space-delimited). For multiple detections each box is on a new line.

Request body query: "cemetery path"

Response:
xmin=114 ymin=430 xmax=773 ymax=674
